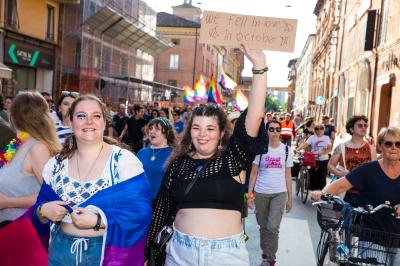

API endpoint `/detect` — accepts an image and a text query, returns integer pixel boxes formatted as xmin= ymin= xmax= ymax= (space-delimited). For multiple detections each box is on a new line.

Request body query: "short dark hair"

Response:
xmin=133 ymin=105 xmax=144 ymax=114
xmin=346 ymin=115 xmax=368 ymax=135
xmin=173 ymin=110 xmax=181 ymax=116
xmin=41 ymin=92 xmax=51 ymax=97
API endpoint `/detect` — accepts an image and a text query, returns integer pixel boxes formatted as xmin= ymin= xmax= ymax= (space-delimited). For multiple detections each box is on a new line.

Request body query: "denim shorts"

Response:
xmin=48 ymin=225 xmax=103 ymax=266
xmin=165 ymin=225 xmax=250 ymax=266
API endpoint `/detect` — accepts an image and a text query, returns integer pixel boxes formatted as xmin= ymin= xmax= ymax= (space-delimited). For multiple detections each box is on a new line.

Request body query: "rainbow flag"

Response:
xmin=207 ymin=74 xmax=223 ymax=104
xmin=183 ymin=86 xmax=194 ymax=105
xmin=234 ymin=89 xmax=248 ymax=111
xmin=219 ymin=67 xmax=237 ymax=97
xmin=194 ymin=75 xmax=207 ymax=102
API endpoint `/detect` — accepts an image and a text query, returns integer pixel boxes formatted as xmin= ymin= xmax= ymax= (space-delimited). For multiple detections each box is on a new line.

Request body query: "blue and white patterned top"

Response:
xmin=55 ymin=121 xmax=73 ymax=144
xmin=42 ymin=145 xmax=145 ymax=223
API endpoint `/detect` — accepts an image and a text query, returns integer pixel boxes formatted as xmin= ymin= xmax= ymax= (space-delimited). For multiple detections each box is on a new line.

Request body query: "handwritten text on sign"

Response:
xmin=199 ymin=11 xmax=297 ymax=52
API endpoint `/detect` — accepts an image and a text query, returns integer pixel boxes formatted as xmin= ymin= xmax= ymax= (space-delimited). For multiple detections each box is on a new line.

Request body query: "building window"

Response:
xmin=46 ymin=5 xmax=55 ymax=41
xmin=5 ymin=0 xmax=19 ymax=29
xmin=380 ymin=0 xmax=391 ymax=44
xmin=169 ymin=54 xmax=179 ymax=70
xmin=168 ymin=80 xmax=177 ymax=87
xmin=206 ymin=59 xmax=210 ymax=75
xmin=172 ymin=39 xmax=180 ymax=45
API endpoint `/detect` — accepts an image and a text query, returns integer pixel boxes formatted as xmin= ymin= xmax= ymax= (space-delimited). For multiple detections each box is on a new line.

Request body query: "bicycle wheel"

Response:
xmin=302 ymin=169 xmax=310 ymax=204
xmin=300 ymin=169 xmax=306 ymax=202
xmin=317 ymin=231 xmax=331 ymax=266
xmin=295 ymin=169 xmax=301 ymax=196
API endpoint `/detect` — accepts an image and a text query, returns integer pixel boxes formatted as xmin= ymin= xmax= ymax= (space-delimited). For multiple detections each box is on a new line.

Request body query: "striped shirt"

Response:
xmin=55 ymin=122 xmax=72 ymax=144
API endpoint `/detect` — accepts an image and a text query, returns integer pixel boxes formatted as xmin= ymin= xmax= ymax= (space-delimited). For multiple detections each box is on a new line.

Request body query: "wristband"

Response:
xmin=252 ymin=66 xmax=269 ymax=74
xmin=93 ymin=213 xmax=101 ymax=231
xmin=37 ymin=204 xmax=45 ymax=218
xmin=246 ymin=193 xmax=255 ymax=200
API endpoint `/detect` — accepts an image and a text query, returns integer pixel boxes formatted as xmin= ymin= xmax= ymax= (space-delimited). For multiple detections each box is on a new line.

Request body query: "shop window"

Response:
xmin=46 ymin=5 xmax=55 ymax=41
xmin=169 ymin=54 xmax=179 ymax=70
xmin=5 ymin=0 xmax=19 ymax=29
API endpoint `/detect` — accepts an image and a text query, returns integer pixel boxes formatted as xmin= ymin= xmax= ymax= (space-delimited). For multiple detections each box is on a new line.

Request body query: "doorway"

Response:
xmin=377 ymin=83 xmax=392 ymax=130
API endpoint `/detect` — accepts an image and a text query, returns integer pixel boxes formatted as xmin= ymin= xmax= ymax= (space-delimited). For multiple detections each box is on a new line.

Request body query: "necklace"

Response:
xmin=76 ymin=144 xmax=104 ymax=192
xmin=150 ymin=147 xmax=165 ymax=161
xmin=0 ymin=132 xmax=29 ymax=168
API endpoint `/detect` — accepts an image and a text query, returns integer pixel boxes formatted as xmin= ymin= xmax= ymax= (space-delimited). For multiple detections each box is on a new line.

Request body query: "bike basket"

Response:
xmin=317 ymin=203 xmax=342 ymax=231
xmin=336 ymin=226 xmax=400 ymax=265
xmin=302 ymin=152 xmax=317 ymax=168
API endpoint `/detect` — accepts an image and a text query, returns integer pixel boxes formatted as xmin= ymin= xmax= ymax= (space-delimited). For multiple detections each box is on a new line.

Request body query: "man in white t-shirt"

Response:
xmin=247 ymin=120 xmax=293 ymax=266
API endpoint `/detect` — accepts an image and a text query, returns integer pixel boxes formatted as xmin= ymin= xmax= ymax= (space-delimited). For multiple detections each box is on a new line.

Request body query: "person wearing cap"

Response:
xmin=280 ymin=113 xmax=295 ymax=147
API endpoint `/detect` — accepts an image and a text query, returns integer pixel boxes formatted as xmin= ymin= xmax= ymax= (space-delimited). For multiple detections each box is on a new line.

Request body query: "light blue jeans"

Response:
xmin=48 ymin=225 xmax=103 ymax=266
xmin=165 ymin=225 xmax=250 ymax=266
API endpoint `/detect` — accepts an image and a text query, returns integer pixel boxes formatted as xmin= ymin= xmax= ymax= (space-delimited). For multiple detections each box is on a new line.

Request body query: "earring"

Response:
xmin=218 ymin=139 xmax=223 ymax=151
xmin=68 ymin=136 xmax=74 ymax=150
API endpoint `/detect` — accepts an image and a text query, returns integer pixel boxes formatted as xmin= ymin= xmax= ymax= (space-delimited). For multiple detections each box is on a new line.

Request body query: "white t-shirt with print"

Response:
xmin=305 ymin=135 xmax=331 ymax=161
xmin=253 ymin=143 xmax=293 ymax=194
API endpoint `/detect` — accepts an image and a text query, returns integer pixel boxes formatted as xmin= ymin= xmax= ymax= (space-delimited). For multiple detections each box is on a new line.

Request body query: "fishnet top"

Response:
xmin=146 ymin=111 xmax=267 ymax=255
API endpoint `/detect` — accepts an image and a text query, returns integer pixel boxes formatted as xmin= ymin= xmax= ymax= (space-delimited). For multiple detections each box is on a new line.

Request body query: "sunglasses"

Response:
xmin=356 ymin=123 xmax=368 ymax=129
xmin=61 ymin=91 xmax=80 ymax=98
xmin=382 ymin=141 xmax=400 ymax=149
xmin=315 ymin=127 xmax=324 ymax=130
xmin=268 ymin=127 xmax=281 ymax=132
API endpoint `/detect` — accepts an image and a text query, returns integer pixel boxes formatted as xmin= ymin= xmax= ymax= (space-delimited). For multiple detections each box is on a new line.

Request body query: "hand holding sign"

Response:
xmin=200 ymin=11 xmax=297 ymax=52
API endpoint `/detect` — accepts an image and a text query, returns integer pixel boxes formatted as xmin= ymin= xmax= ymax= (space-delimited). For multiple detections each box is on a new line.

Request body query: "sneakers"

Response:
xmin=259 ymin=258 xmax=269 ymax=266
xmin=259 ymin=255 xmax=276 ymax=266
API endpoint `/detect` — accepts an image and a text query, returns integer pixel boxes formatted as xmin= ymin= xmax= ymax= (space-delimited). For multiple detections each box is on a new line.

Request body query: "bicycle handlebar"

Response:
xmin=313 ymin=194 xmax=398 ymax=217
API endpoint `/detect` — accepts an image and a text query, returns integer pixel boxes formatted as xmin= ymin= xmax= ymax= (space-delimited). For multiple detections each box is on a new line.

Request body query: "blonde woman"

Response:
xmin=0 ymin=91 xmax=61 ymax=227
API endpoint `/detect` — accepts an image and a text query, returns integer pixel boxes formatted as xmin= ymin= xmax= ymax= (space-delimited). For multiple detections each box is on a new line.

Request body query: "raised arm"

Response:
xmin=242 ymin=45 xmax=267 ymax=137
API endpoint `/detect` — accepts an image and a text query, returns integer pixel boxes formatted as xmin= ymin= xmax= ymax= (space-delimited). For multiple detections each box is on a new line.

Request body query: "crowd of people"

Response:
xmin=0 ymin=46 xmax=399 ymax=266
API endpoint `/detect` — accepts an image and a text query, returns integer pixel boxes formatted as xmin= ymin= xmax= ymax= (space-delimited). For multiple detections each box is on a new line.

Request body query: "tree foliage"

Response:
xmin=265 ymin=96 xmax=285 ymax=112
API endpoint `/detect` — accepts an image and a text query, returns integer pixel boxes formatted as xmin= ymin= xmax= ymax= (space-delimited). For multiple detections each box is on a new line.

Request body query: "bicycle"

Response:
xmin=294 ymin=151 xmax=313 ymax=204
xmin=313 ymin=194 xmax=400 ymax=266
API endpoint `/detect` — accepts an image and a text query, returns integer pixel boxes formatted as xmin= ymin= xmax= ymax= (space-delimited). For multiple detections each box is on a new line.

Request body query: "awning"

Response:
xmin=83 ymin=5 xmax=173 ymax=56
xmin=0 ymin=63 xmax=12 ymax=79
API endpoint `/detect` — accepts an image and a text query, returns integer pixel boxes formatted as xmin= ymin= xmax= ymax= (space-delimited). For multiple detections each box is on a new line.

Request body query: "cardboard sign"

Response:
xmin=199 ymin=11 xmax=297 ymax=52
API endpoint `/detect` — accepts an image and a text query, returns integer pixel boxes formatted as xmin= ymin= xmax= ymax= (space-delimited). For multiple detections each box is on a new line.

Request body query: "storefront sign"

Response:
xmin=382 ymin=50 xmax=400 ymax=72
xmin=4 ymin=39 xmax=54 ymax=69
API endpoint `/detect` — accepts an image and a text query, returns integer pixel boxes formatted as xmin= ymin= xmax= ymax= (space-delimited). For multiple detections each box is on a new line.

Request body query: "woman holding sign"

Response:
xmin=145 ymin=45 xmax=268 ymax=265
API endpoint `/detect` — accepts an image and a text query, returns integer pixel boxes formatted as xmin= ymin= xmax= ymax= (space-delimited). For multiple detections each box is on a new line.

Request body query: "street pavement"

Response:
xmin=245 ymin=181 xmax=321 ymax=266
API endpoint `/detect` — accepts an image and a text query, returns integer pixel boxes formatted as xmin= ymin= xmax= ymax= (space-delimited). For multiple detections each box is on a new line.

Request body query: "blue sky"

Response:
xmin=148 ymin=0 xmax=318 ymax=87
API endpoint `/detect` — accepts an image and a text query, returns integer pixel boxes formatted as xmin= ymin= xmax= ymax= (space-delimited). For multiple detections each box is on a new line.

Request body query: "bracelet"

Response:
xmin=93 ymin=213 xmax=101 ymax=231
xmin=252 ymin=66 xmax=269 ymax=74
xmin=246 ymin=193 xmax=255 ymax=200
xmin=37 ymin=204 xmax=45 ymax=218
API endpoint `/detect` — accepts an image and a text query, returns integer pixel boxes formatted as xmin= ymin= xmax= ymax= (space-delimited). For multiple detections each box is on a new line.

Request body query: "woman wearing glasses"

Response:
xmin=247 ymin=120 xmax=293 ymax=266
xmin=145 ymin=46 xmax=268 ymax=266
xmin=33 ymin=95 xmax=151 ymax=265
xmin=327 ymin=115 xmax=376 ymax=206
xmin=296 ymin=123 xmax=332 ymax=191
xmin=312 ymin=127 xmax=400 ymax=264
xmin=55 ymin=91 xmax=79 ymax=144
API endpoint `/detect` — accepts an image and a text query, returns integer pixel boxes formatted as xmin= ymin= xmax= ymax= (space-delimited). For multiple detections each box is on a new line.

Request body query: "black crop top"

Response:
xmin=146 ymin=110 xmax=266 ymax=253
